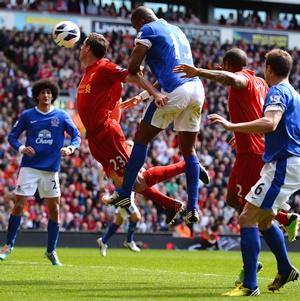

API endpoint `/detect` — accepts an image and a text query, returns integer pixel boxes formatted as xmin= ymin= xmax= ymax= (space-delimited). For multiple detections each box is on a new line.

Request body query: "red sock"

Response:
xmin=140 ymin=187 xmax=177 ymax=211
xmin=275 ymin=211 xmax=289 ymax=226
xmin=142 ymin=161 xmax=186 ymax=187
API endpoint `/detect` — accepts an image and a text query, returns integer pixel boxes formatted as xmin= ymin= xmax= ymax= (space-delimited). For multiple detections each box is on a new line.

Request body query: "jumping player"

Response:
xmin=107 ymin=7 xmax=205 ymax=224
xmin=77 ymin=33 xmax=209 ymax=254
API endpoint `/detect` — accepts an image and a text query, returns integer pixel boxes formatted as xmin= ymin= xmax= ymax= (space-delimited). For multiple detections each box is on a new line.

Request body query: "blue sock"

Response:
xmin=261 ymin=223 xmax=292 ymax=275
xmin=127 ymin=221 xmax=137 ymax=243
xmin=119 ymin=143 xmax=148 ymax=197
xmin=241 ymin=227 xmax=260 ymax=290
xmin=102 ymin=223 xmax=119 ymax=244
xmin=47 ymin=219 xmax=59 ymax=253
xmin=6 ymin=214 xmax=22 ymax=247
xmin=185 ymin=155 xmax=200 ymax=211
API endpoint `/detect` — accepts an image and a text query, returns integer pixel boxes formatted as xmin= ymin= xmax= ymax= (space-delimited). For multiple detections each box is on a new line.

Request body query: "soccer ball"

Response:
xmin=52 ymin=21 xmax=80 ymax=48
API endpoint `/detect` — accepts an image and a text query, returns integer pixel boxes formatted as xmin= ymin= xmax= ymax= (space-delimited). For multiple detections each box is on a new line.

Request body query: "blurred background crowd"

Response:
xmin=0 ymin=5 xmax=300 ymax=243
xmin=1 ymin=0 xmax=300 ymax=30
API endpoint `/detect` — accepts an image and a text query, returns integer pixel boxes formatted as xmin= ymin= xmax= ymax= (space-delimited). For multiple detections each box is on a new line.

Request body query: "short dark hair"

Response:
xmin=31 ymin=79 xmax=59 ymax=104
xmin=223 ymin=48 xmax=248 ymax=71
xmin=85 ymin=33 xmax=109 ymax=59
xmin=265 ymin=49 xmax=293 ymax=77
xmin=131 ymin=6 xmax=157 ymax=23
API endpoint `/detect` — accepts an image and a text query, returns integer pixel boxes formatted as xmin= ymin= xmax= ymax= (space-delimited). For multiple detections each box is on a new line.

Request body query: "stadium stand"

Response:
xmin=0 ymin=4 xmax=300 ymax=239
xmin=1 ymin=0 xmax=300 ymax=29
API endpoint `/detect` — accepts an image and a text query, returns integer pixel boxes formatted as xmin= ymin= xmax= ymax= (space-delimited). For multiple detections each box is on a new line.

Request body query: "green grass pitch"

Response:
xmin=0 ymin=248 xmax=299 ymax=301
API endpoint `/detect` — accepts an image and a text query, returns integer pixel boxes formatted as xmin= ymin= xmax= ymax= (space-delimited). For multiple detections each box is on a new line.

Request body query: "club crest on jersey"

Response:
xmin=51 ymin=117 xmax=60 ymax=127
xmin=36 ymin=129 xmax=53 ymax=145
xmin=269 ymin=95 xmax=281 ymax=104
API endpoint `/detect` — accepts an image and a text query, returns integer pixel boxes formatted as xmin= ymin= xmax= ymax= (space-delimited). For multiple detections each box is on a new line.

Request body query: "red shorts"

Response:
xmin=88 ymin=119 xmax=129 ymax=186
xmin=228 ymin=153 xmax=264 ymax=207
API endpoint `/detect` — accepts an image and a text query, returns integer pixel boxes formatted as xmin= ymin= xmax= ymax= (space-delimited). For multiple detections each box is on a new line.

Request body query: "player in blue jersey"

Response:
xmin=106 ymin=6 xmax=205 ymax=224
xmin=0 ymin=79 xmax=81 ymax=266
xmin=209 ymin=49 xmax=299 ymax=296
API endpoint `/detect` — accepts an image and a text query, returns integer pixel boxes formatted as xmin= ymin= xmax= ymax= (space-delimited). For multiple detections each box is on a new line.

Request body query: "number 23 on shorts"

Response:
xmin=109 ymin=155 xmax=126 ymax=171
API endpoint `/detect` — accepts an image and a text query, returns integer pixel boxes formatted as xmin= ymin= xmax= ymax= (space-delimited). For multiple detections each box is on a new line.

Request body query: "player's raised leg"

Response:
xmin=275 ymin=212 xmax=300 ymax=242
xmin=106 ymin=122 xmax=162 ymax=208
xmin=142 ymin=160 xmax=210 ymax=187
xmin=140 ymin=187 xmax=184 ymax=224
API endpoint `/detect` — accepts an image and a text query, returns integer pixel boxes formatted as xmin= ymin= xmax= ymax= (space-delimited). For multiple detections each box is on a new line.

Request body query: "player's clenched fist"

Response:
xmin=153 ymin=92 xmax=168 ymax=108
xmin=21 ymin=146 xmax=36 ymax=156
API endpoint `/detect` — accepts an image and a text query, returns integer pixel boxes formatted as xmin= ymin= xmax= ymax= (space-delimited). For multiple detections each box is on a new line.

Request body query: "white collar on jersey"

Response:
xmin=35 ymin=106 xmax=55 ymax=115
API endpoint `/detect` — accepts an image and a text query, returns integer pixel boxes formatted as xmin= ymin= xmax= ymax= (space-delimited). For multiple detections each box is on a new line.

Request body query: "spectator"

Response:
xmin=173 ymin=222 xmax=192 ymax=238
xmin=0 ymin=27 xmax=300 ymax=237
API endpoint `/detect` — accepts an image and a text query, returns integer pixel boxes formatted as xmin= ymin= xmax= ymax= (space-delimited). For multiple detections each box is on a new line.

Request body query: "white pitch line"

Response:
xmin=8 ymin=260 xmax=274 ymax=281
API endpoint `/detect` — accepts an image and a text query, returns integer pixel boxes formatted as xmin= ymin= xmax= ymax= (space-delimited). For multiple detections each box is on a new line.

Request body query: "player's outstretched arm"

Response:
xmin=174 ymin=64 xmax=248 ymax=89
xmin=208 ymin=110 xmax=283 ymax=134
xmin=173 ymin=64 xmax=200 ymax=78
xmin=120 ymin=95 xmax=143 ymax=110
xmin=120 ymin=91 xmax=152 ymax=110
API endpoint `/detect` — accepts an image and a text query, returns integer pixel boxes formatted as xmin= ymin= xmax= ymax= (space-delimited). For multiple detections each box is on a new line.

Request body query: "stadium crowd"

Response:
xmin=0 ymin=26 xmax=300 ymax=240
xmin=1 ymin=0 xmax=300 ymax=30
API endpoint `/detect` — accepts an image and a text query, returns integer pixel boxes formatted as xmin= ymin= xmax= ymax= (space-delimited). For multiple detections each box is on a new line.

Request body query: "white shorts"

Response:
xmin=15 ymin=167 xmax=61 ymax=198
xmin=116 ymin=193 xmax=140 ymax=219
xmin=245 ymin=156 xmax=300 ymax=213
xmin=142 ymin=80 xmax=205 ymax=131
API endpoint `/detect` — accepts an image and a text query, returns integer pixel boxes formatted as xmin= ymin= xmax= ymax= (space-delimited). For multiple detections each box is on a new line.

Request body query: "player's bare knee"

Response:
xmin=239 ymin=210 xmax=256 ymax=227
xmin=258 ymin=213 xmax=274 ymax=231
xmin=48 ymin=206 xmax=59 ymax=222
xmin=115 ymin=213 xmax=123 ymax=225
xmin=226 ymin=197 xmax=242 ymax=212
xmin=12 ymin=205 xmax=24 ymax=216
xmin=258 ymin=219 xmax=273 ymax=231
xmin=131 ymin=212 xmax=141 ymax=223
xmin=134 ymin=174 xmax=147 ymax=192
xmin=12 ymin=197 xmax=27 ymax=215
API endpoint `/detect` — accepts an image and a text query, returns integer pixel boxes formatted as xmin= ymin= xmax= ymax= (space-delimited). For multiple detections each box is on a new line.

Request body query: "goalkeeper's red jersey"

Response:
xmin=228 ymin=69 xmax=269 ymax=155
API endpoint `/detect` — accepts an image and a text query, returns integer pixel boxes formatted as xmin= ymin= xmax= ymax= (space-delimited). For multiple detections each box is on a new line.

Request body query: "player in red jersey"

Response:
xmin=77 ymin=33 xmax=209 ymax=254
xmin=174 ymin=47 xmax=300 ymax=282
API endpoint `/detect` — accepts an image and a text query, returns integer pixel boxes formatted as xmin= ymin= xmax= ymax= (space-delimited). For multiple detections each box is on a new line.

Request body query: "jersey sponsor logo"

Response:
xmin=30 ymin=120 xmax=38 ymax=124
xmin=51 ymin=117 xmax=60 ymax=127
xmin=36 ymin=129 xmax=53 ymax=145
xmin=85 ymin=84 xmax=91 ymax=93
